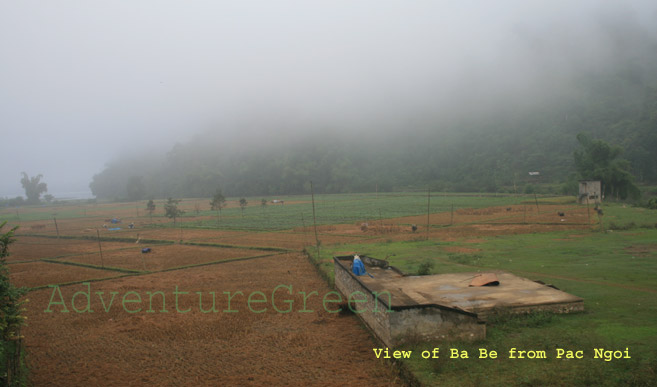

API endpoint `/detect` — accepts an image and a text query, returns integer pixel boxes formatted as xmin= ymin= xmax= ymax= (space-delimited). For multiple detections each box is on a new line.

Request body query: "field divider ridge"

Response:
xmin=41 ymin=258 xmax=147 ymax=274
xmin=157 ymin=251 xmax=289 ymax=272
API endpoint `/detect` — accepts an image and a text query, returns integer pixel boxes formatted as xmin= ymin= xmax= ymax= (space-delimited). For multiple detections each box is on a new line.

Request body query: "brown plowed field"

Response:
xmin=9 ymin=261 xmax=123 ymax=289
xmin=59 ymin=244 xmax=268 ymax=272
xmin=6 ymin=199 xmax=597 ymax=385
xmin=9 ymin=236 xmax=138 ymax=261
xmin=23 ymin=254 xmax=400 ymax=386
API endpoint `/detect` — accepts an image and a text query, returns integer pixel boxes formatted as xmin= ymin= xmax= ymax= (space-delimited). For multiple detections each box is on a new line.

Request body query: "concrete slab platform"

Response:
xmin=336 ymin=256 xmax=583 ymax=320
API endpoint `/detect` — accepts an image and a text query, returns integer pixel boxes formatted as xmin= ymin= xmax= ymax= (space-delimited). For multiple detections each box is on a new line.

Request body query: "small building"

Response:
xmin=334 ymin=256 xmax=583 ymax=347
xmin=578 ymin=180 xmax=602 ymax=204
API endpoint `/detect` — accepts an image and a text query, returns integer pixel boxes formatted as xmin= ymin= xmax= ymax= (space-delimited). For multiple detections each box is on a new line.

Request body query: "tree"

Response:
xmin=126 ymin=176 xmax=145 ymax=201
xmin=210 ymin=190 xmax=226 ymax=221
xmin=164 ymin=198 xmax=184 ymax=224
xmin=1 ymin=221 xmax=27 ymax=385
xmin=261 ymin=198 xmax=267 ymax=216
xmin=145 ymin=199 xmax=156 ymax=222
xmin=20 ymin=172 xmax=47 ymax=205
xmin=574 ymin=133 xmax=640 ymax=200
xmin=44 ymin=194 xmax=54 ymax=203
xmin=239 ymin=198 xmax=248 ymax=217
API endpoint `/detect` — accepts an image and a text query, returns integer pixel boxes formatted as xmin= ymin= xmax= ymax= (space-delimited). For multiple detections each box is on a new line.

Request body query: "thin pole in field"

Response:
xmin=310 ymin=181 xmax=320 ymax=259
xmin=450 ymin=204 xmax=454 ymax=226
xmin=53 ymin=217 xmax=60 ymax=239
xmin=301 ymin=212 xmax=310 ymax=244
xmin=96 ymin=229 xmax=104 ymax=268
xmin=179 ymin=214 xmax=183 ymax=243
xmin=534 ymin=193 xmax=540 ymax=213
xmin=426 ymin=188 xmax=431 ymax=241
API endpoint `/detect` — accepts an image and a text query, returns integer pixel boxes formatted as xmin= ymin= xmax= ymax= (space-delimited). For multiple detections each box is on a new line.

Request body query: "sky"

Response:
xmin=2 ymin=0 xmax=656 ymax=198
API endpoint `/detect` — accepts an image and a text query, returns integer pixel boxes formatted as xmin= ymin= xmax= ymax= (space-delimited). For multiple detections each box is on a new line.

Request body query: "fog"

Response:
xmin=1 ymin=0 xmax=656 ymax=198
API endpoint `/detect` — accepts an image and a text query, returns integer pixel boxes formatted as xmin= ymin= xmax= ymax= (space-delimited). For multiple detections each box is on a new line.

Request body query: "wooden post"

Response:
xmin=53 ymin=217 xmax=60 ymax=239
xmin=534 ymin=193 xmax=540 ymax=213
xmin=450 ymin=204 xmax=454 ymax=226
xmin=96 ymin=229 xmax=104 ymax=268
xmin=310 ymin=181 xmax=320 ymax=259
xmin=179 ymin=214 xmax=183 ymax=243
xmin=426 ymin=188 xmax=431 ymax=241
xmin=301 ymin=212 xmax=309 ymax=244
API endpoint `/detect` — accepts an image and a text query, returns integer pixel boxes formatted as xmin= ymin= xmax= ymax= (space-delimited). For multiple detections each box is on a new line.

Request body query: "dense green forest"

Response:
xmin=90 ymin=45 xmax=657 ymax=200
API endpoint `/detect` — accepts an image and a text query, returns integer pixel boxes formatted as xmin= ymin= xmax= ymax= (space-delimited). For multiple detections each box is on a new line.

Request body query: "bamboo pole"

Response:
xmin=53 ymin=217 xmax=60 ymax=239
xmin=96 ymin=229 xmax=104 ymax=268
xmin=310 ymin=181 xmax=320 ymax=259
xmin=426 ymin=188 xmax=431 ymax=241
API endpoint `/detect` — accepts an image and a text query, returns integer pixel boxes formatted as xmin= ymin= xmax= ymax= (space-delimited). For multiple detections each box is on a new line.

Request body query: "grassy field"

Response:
xmin=3 ymin=194 xmax=656 ymax=385
xmin=306 ymin=202 xmax=657 ymax=386
xmin=1 ymin=192 xmax=541 ymax=230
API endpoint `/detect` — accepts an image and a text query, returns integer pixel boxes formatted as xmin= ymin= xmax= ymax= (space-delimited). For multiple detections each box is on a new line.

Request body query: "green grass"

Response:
xmin=171 ymin=192 xmax=549 ymax=231
xmin=6 ymin=193 xmax=656 ymax=385
xmin=600 ymin=203 xmax=657 ymax=230
xmin=306 ymin=210 xmax=657 ymax=386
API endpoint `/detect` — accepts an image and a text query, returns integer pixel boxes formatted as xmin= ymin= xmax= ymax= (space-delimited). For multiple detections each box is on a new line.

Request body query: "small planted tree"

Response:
xmin=210 ymin=190 xmax=226 ymax=222
xmin=239 ymin=198 xmax=248 ymax=217
xmin=164 ymin=198 xmax=184 ymax=224
xmin=146 ymin=199 xmax=156 ymax=222
xmin=261 ymin=198 xmax=267 ymax=216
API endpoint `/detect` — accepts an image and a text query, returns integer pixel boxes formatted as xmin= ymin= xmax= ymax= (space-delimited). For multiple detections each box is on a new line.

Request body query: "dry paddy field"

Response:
xmin=8 ymin=220 xmax=402 ymax=385
xmin=5 ymin=199 xmax=596 ymax=385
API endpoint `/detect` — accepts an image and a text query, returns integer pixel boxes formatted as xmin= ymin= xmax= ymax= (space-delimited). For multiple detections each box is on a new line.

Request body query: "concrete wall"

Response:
xmin=389 ymin=307 xmax=485 ymax=345
xmin=334 ymin=259 xmax=393 ymax=345
xmin=476 ymin=301 xmax=585 ymax=321
xmin=334 ymin=258 xmax=485 ymax=347
xmin=578 ymin=180 xmax=602 ymax=204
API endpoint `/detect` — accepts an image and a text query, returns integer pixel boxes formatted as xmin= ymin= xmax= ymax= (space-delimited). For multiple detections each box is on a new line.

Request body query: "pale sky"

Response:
xmin=2 ymin=0 xmax=656 ymax=198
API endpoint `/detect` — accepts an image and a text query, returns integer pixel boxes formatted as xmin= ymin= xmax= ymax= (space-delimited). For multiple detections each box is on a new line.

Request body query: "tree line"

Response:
xmin=89 ymin=64 xmax=657 ymax=201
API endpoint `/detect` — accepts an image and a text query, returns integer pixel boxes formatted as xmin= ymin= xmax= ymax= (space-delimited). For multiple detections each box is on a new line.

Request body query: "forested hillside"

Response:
xmin=90 ymin=29 xmax=657 ymax=200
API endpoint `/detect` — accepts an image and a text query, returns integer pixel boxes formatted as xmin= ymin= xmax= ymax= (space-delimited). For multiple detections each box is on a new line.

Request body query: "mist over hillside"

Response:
xmin=90 ymin=3 xmax=657 ymax=199
xmin=3 ymin=1 xmax=656 ymax=200
xmin=90 ymin=55 xmax=657 ymax=199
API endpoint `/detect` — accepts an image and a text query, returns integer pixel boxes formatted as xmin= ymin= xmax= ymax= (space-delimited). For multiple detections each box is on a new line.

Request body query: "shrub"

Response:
xmin=417 ymin=259 xmax=435 ymax=275
xmin=0 ymin=221 xmax=28 ymax=386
